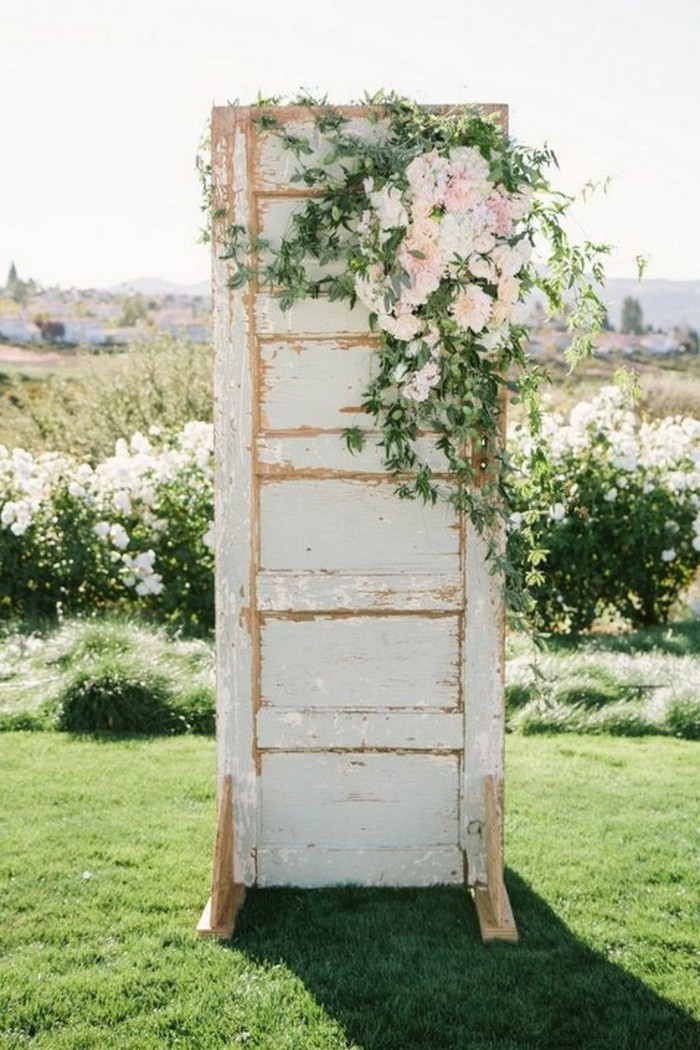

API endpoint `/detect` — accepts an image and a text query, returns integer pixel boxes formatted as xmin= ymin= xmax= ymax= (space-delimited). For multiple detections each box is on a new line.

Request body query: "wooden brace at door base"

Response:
xmin=197 ymin=776 xmax=246 ymax=939
xmin=197 ymin=773 xmax=517 ymax=943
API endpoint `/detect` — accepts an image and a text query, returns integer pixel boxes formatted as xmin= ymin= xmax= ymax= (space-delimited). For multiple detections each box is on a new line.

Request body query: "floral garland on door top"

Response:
xmin=200 ymin=92 xmax=612 ymax=612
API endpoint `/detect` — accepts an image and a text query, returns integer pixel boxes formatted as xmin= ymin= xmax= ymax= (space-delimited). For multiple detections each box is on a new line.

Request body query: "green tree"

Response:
xmin=119 ymin=294 xmax=149 ymax=327
xmin=5 ymin=261 xmax=29 ymax=306
xmin=620 ymin=296 xmax=644 ymax=335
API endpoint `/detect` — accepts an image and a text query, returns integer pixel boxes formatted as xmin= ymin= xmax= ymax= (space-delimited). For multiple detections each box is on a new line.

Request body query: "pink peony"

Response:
xmin=450 ymin=284 xmax=493 ymax=333
xmin=486 ymin=189 xmax=514 ymax=237
xmin=444 ymin=171 xmax=481 ymax=214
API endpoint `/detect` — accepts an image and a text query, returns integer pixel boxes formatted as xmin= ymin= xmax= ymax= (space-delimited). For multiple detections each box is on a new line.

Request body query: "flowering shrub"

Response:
xmin=2 ymin=394 xmax=697 ymax=633
xmin=0 ymin=424 xmax=214 ymax=629
xmin=510 ymin=387 xmax=700 ymax=631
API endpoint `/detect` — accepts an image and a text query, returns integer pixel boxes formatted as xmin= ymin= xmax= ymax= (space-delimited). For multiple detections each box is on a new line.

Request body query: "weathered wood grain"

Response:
xmin=255 ymin=294 xmax=371 ymax=335
xmin=256 ymin=434 xmax=451 ymax=476
xmin=196 ymin=775 xmax=247 ymax=939
xmin=462 ymin=517 xmax=506 ymax=888
xmin=260 ymin=752 xmax=459 ymax=848
xmin=258 ymin=847 xmax=463 ymax=887
xmin=208 ymin=103 xmax=513 ymax=915
xmin=256 ymin=571 xmax=463 ymax=612
xmin=257 ymin=708 xmax=463 ymax=750
xmin=212 ymin=106 xmax=258 ymax=886
xmin=260 ymin=614 xmax=460 ymax=709
xmin=260 ymin=479 xmax=460 ymax=573
xmin=259 ymin=338 xmax=375 ymax=431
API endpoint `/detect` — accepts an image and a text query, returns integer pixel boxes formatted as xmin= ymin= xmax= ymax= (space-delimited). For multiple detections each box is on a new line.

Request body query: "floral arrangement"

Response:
xmin=200 ymin=91 xmax=615 ymax=611
xmin=354 ymin=146 xmax=533 ymax=397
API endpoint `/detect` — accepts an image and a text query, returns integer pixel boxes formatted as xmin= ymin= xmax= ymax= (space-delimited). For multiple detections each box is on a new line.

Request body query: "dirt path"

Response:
xmin=0 ymin=344 xmax=80 ymax=369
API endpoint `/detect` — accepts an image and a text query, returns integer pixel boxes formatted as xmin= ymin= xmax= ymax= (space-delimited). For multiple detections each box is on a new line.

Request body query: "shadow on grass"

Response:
xmin=229 ymin=871 xmax=698 ymax=1050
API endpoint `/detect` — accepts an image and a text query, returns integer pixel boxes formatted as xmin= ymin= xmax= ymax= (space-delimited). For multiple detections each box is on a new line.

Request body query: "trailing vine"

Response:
xmin=199 ymin=91 xmax=613 ymax=616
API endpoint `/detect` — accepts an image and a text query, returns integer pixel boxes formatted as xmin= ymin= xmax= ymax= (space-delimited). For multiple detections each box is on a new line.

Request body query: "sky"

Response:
xmin=1 ymin=0 xmax=698 ymax=289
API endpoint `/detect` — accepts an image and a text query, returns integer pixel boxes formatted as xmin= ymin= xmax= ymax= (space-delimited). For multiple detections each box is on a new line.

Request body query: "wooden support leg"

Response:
xmin=197 ymin=774 xmax=246 ymax=939
xmin=473 ymin=774 xmax=519 ymax=944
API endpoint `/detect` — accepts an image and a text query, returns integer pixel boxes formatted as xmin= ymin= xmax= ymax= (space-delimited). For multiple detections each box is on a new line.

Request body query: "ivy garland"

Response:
xmin=198 ymin=91 xmax=613 ymax=616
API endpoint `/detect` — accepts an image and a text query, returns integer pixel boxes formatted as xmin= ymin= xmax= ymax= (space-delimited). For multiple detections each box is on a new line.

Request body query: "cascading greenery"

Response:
xmin=198 ymin=91 xmax=614 ymax=615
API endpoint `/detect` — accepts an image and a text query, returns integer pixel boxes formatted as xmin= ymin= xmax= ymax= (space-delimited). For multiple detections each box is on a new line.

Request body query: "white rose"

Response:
xmin=492 ymin=244 xmax=524 ymax=277
xmin=369 ymin=184 xmax=408 ymax=231
xmin=497 ymin=276 xmax=521 ymax=305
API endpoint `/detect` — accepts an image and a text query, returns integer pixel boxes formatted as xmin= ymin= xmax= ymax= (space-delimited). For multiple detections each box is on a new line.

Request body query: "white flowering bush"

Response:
xmin=2 ymin=393 xmax=697 ymax=634
xmin=0 ymin=423 xmax=214 ymax=629
xmin=509 ymin=386 xmax=700 ymax=631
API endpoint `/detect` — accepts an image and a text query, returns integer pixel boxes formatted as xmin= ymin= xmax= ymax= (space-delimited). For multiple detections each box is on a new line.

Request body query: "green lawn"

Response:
xmin=1 ymin=734 xmax=698 ymax=1049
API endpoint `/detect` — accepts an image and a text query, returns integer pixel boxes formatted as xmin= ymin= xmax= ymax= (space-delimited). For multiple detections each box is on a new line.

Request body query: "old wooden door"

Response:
xmin=201 ymin=103 xmax=516 ymax=942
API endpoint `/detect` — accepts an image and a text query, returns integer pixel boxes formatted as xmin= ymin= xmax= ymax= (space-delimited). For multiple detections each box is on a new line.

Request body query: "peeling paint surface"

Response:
xmin=212 ymin=106 xmax=507 ymax=891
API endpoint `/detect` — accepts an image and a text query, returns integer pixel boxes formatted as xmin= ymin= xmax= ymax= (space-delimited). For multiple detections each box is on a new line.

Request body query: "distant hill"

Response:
xmin=603 ymin=279 xmax=700 ymax=331
xmin=106 ymin=277 xmax=211 ymax=298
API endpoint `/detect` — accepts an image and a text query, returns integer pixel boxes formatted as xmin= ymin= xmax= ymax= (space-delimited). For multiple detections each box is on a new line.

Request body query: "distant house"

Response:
xmin=0 ymin=316 xmax=41 ymax=342
xmin=59 ymin=319 xmax=107 ymax=346
xmin=157 ymin=315 xmax=211 ymax=342
xmin=639 ymin=333 xmax=682 ymax=356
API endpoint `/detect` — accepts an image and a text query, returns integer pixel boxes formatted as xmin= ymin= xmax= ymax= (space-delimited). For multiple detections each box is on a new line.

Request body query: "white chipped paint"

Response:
xmin=260 ymin=752 xmax=458 ymax=848
xmin=257 ymin=434 xmax=451 ymax=475
xmin=260 ymin=338 xmax=374 ymax=430
xmin=258 ymin=847 xmax=463 ymax=887
xmin=260 ymin=479 xmax=459 ymax=573
xmin=255 ymin=294 xmax=371 ymax=335
xmin=212 ymin=108 xmax=258 ymax=885
xmin=257 ymin=709 xmax=463 ymax=750
xmin=211 ymin=105 xmax=509 ymax=897
xmin=462 ymin=518 xmax=506 ymax=887
xmin=260 ymin=615 xmax=459 ymax=709
xmin=256 ymin=571 xmax=463 ymax=612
